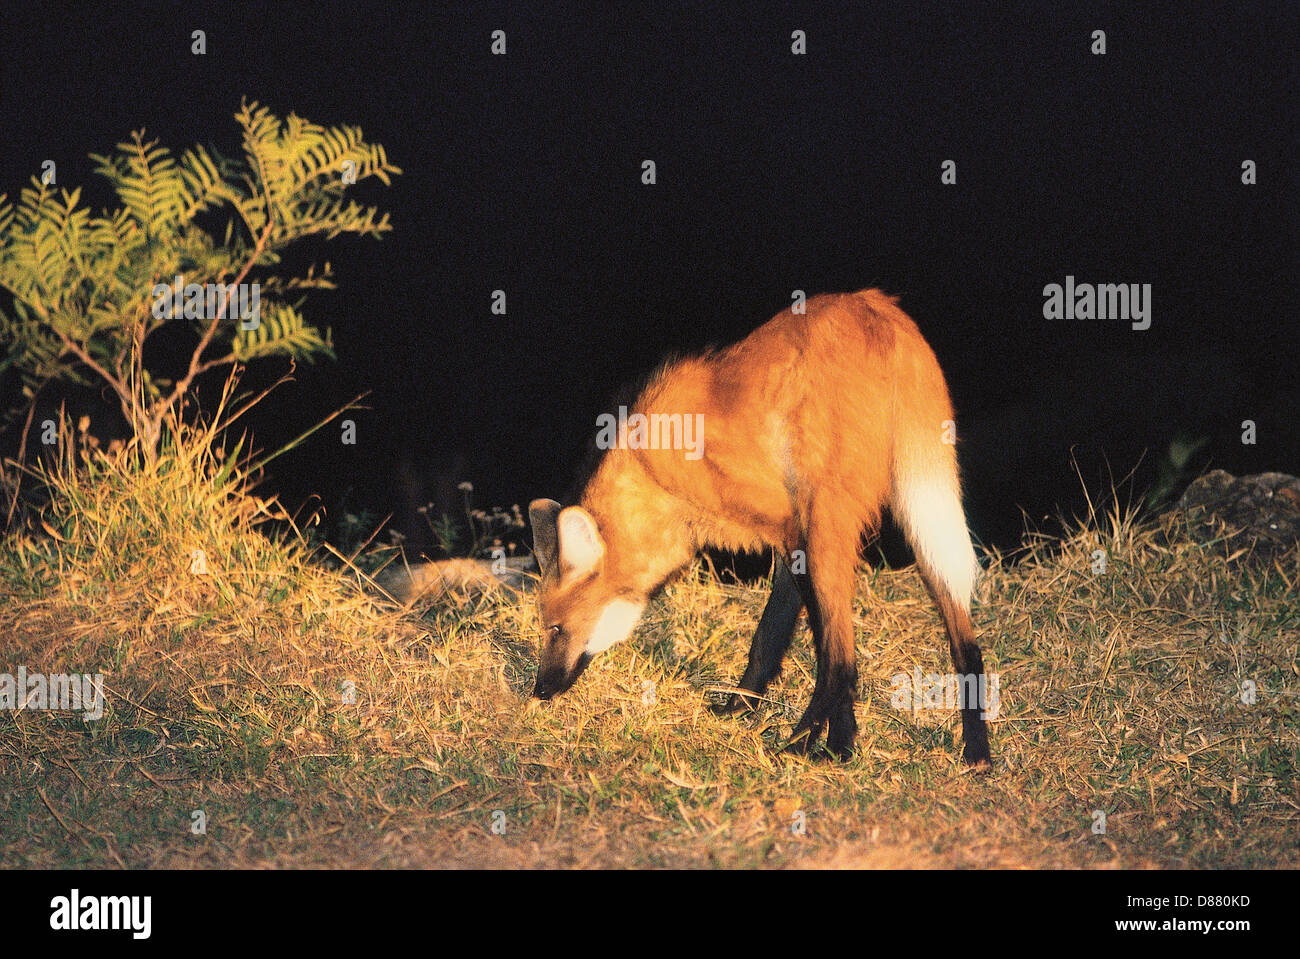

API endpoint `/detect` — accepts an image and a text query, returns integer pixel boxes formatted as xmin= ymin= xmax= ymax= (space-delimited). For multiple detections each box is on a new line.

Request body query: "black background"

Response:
xmin=7 ymin=867 xmax=1280 ymax=944
xmin=2 ymin=1 xmax=1295 ymax=558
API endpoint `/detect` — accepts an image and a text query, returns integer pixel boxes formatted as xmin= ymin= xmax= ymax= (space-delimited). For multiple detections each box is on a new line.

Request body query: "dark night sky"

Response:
xmin=2 ymin=1 xmax=1296 ymax=556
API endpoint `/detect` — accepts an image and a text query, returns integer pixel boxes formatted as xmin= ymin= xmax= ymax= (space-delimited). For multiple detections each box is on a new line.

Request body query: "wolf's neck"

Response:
xmin=582 ymin=448 xmax=697 ymax=597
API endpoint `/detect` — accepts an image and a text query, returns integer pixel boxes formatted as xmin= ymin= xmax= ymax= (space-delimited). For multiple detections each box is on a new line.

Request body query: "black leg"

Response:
xmin=955 ymin=640 xmax=991 ymax=766
xmin=785 ymin=541 xmax=859 ymax=760
xmin=720 ymin=558 xmax=803 ymax=711
xmin=920 ymin=574 xmax=992 ymax=768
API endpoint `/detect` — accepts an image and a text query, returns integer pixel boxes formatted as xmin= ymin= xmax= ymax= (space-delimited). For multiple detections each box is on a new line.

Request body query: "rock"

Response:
xmin=1172 ymin=470 xmax=1300 ymax=558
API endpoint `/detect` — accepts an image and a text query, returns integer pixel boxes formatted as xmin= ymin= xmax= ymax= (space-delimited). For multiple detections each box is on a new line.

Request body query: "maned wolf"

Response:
xmin=529 ymin=289 xmax=990 ymax=766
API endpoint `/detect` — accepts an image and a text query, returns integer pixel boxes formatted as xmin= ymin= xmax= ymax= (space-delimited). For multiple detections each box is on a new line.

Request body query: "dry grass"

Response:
xmin=1 ymin=423 xmax=1297 ymax=869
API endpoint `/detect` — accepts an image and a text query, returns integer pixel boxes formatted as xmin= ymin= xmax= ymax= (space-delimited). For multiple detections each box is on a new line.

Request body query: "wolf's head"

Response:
xmin=528 ymin=499 xmax=646 ymax=699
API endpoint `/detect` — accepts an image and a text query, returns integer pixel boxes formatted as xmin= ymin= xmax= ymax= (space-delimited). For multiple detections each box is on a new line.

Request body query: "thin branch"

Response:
xmin=192 ymin=354 xmax=237 ymax=380
xmin=149 ymin=221 xmax=273 ymax=441
xmin=52 ymin=325 xmax=129 ymax=407
xmin=3 ymin=392 xmax=39 ymax=529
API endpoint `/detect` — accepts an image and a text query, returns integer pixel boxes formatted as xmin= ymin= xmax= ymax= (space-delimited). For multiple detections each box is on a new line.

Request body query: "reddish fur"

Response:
xmin=578 ymin=290 xmax=950 ymax=572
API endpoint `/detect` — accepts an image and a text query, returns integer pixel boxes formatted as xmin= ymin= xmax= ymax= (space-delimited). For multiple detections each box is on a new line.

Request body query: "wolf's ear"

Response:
xmin=529 ymin=498 xmax=563 ymax=578
xmin=557 ymin=506 xmax=605 ymax=577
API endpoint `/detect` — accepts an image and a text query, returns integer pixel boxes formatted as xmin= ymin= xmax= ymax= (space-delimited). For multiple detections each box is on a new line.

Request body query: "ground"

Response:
xmin=2 ymin=487 xmax=1296 ymax=869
